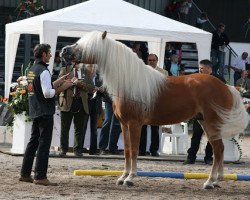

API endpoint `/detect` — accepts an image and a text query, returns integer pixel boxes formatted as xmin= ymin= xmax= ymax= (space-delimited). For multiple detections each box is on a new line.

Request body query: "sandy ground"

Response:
xmin=1 ymin=153 xmax=250 ymax=200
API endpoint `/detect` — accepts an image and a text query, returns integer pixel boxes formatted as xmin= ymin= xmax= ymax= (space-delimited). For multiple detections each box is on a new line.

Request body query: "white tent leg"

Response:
xmin=4 ymin=33 xmax=20 ymax=98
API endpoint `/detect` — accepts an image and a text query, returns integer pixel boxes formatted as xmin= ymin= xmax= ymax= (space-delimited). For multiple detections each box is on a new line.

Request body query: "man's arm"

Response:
xmin=40 ymin=70 xmax=74 ymax=98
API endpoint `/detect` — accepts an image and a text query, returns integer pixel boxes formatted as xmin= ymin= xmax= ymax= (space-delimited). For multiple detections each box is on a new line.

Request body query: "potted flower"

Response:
xmin=6 ymin=64 xmax=32 ymax=154
xmin=7 ymin=78 xmax=29 ymax=120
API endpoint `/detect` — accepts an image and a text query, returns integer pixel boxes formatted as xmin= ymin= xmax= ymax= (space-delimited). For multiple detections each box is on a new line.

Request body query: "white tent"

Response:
xmin=5 ymin=0 xmax=212 ymax=97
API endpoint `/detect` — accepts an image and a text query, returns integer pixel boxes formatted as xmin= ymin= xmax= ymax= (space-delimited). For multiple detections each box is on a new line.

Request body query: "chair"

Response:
xmin=160 ymin=122 xmax=189 ymax=155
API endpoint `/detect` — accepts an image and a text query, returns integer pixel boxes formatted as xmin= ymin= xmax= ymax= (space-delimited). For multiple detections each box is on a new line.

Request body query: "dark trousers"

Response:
xmin=187 ymin=120 xmax=213 ymax=161
xmin=20 ymin=115 xmax=53 ymax=180
xmin=60 ymin=98 xmax=88 ymax=152
xmin=139 ymin=125 xmax=159 ymax=154
xmin=82 ymin=99 xmax=100 ymax=154
xmin=108 ymin=114 xmax=122 ymax=151
xmin=234 ymin=71 xmax=241 ymax=86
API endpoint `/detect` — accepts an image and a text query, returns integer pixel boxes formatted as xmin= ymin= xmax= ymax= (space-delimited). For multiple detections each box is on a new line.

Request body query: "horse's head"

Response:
xmin=60 ymin=31 xmax=108 ymax=65
xmin=60 ymin=43 xmax=82 ymax=65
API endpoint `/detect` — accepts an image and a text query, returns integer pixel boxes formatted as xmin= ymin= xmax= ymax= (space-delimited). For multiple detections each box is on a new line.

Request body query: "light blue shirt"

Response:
xmin=170 ymin=63 xmax=179 ymax=76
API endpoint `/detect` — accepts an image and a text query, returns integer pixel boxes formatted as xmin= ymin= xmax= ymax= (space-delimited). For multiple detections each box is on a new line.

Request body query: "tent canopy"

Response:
xmin=5 ymin=0 xmax=212 ymax=97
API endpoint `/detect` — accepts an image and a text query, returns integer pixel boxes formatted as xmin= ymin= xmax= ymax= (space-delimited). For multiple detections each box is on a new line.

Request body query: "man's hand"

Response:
xmin=55 ymin=79 xmax=74 ymax=95
xmin=53 ymin=73 xmax=70 ymax=88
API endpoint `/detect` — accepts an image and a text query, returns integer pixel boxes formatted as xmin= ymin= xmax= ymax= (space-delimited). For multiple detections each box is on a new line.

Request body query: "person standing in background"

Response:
xmin=139 ymin=53 xmax=168 ymax=157
xmin=58 ymin=62 xmax=94 ymax=157
xmin=82 ymin=66 xmax=103 ymax=155
xmin=183 ymin=59 xmax=226 ymax=165
xmin=231 ymin=52 xmax=249 ymax=86
xmin=211 ymin=23 xmax=230 ymax=76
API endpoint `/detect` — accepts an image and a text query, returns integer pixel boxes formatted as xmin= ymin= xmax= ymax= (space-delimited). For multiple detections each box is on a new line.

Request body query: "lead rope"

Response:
xmin=230 ymin=135 xmax=243 ymax=162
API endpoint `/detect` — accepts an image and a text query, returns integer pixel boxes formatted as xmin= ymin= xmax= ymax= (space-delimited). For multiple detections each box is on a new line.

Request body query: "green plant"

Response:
xmin=7 ymin=85 xmax=29 ymax=116
xmin=6 ymin=64 xmax=31 ymax=121
xmin=15 ymin=0 xmax=45 ymax=20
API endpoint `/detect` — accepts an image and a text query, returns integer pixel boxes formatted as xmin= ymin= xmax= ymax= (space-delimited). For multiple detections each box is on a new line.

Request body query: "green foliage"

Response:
xmin=15 ymin=0 xmax=45 ymax=20
xmin=7 ymin=85 xmax=29 ymax=117
xmin=6 ymin=63 xmax=31 ymax=121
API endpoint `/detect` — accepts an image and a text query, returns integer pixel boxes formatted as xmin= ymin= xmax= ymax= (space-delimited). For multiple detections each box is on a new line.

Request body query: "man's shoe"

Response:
xmin=19 ymin=176 xmax=33 ymax=183
xmin=109 ymin=149 xmax=122 ymax=155
xmin=151 ymin=152 xmax=160 ymax=157
xmin=82 ymin=148 xmax=89 ymax=153
xmin=89 ymin=151 xmax=99 ymax=155
xmin=74 ymin=151 xmax=83 ymax=157
xmin=183 ymin=158 xmax=195 ymax=165
xmin=59 ymin=151 xmax=66 ymax=157
xmin=99 ymin=150 xmax=107 ymax=155
xmin=33 ymin=179 xmax=58 ymax=186
xmin=204 ymin=157 xmax=213 ymax=165
xmin=139 ymin=151 xmax=146 ymax=156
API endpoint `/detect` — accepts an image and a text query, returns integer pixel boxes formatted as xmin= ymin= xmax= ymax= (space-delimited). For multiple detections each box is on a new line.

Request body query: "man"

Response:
xmin=183 ymin=59 xmax=226 ymax=165
xmin=236 ymin=70 xmax=250 ymax=98
xmin=82 ymin=66 xmax=103 ymax=155
xmin=211 ymin=23 xmax=230 ymax=76
xmin=231 ymin=52 xmax=249 ymax=86
xmin=139 ymin=53 xmax=168 ymax=157
xmin=58 ymin=62 xmax=94 ymax=157
xmin=19 ymin=44 xmax=73 ymax=186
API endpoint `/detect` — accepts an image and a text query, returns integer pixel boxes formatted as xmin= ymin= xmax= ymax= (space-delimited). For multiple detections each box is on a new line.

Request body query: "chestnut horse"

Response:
xmin=61 ymin=31 xmax=248 ymax=189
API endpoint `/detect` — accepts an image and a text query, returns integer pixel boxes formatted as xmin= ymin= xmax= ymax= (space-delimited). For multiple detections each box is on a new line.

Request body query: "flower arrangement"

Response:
xmin=6 ymin=64 xmax=31 ymax=120
xmin=15 ymin=0 xmax=45 ymax=19
xmin=7 ymin=79 xmax=29 ymax=116
xmin=235 ymin=83 xmax=250 ymax=114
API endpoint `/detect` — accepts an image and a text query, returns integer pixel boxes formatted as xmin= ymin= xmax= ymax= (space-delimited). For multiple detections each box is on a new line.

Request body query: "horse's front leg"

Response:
xmin=116 ymin=123 xmax=130 ymax=185
xmin=203 ymin=139 xmax=224 ymax=189
xmin=212 ymin=139 xmax=224 ymax=188
xmin=123 ymin=123 xmax=141 ymax=186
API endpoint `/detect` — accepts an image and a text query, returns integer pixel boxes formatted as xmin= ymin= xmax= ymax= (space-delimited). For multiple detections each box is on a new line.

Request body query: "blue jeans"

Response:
xmin=109 ymin=114 xmax=122 ymax=151
xmin=211 ymin=49 xmax=225 ymax=76
xmin=99 ymin=101 xmax=121 ymax=150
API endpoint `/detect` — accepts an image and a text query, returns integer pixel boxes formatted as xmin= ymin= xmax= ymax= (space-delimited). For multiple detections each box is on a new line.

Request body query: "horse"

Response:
xmin=60 ymin=31 xmax=249 ymax=189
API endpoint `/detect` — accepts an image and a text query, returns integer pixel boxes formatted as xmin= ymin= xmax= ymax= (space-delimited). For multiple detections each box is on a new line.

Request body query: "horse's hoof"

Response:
xmin=213 ymin=182 xmax=221 ymax=188
xmin=123 ymin=180 xmax=134 ymax=187
xmin=203 ymin=184 xmax=214 ymax=189
xmin=116 ymin=179 xmax=124 ymax=185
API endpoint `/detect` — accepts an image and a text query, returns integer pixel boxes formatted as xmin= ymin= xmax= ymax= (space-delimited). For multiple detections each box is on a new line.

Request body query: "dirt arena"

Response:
xmin=1 ymin=152 xmax=250 ymax=200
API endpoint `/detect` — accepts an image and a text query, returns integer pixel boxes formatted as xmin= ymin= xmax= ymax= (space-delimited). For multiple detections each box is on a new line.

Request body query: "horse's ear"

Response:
xmin=102 ymin=31 xmax=107 ymax=40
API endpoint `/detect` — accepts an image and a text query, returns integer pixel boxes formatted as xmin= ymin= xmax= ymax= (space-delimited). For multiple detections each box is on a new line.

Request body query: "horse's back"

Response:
xmin=148 ymin=74 xmax=233 ymax=125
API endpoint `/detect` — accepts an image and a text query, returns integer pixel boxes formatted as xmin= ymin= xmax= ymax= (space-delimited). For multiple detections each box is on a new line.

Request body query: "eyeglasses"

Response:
xmin=148 ymin=59 xmax=156 ymax=62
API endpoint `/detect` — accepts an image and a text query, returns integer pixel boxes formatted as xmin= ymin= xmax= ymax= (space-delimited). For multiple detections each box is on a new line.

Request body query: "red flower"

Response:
xmin=20 ymin=5 xmax=26 ymax=11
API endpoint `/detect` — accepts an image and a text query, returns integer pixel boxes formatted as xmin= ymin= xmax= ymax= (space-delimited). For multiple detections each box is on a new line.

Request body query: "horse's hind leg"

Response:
xmin=117 ymin=123 xmax=130 ymax=185
xmin=203 ymin=139 xmax=224 ymax=189
xmin=123 ymin=122 xmax=141 ymax=186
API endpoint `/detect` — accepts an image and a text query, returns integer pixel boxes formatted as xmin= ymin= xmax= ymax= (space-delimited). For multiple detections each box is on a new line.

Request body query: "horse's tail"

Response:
xmin=215 ymin=85 xmax=249 ymax=139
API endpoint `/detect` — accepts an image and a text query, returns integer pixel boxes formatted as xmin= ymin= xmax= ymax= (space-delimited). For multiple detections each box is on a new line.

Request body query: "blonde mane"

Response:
xmin=77 ymin=31 xmax=166 ymax=110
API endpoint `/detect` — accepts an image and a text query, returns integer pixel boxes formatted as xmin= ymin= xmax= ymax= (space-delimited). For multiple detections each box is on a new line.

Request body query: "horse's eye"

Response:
xmin=62 ymin=48 xmax=68 ymax=54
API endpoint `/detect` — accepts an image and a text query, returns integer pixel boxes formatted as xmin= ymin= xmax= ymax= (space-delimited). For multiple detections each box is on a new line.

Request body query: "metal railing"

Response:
xmin=192 ymin=1 xmax=238 ymax=61
xmin=191 ymin=1 xmax=238 ymax=84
